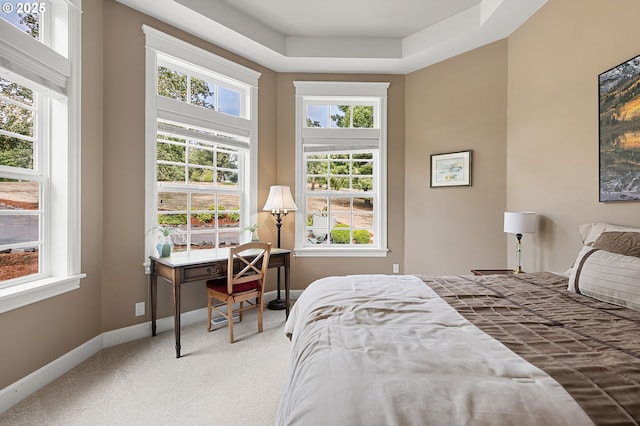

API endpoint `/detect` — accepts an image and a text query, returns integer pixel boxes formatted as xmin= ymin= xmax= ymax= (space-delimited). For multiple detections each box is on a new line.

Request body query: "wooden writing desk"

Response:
xmin=149 ymin=248 xmax=291 ymax=358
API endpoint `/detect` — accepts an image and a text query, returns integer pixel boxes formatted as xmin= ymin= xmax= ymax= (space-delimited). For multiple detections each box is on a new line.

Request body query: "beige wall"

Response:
xmin=507 ymin=0 xmax=640 ymax=273
xmin=3 ymin=0 xmax=640 ymax=394
xmin=404 ymin=40 xmax=508 ymax=275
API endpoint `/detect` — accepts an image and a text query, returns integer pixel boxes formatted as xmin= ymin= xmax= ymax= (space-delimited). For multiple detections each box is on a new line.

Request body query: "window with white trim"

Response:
xmin=294 ymin=81 xmax=389 ymax=257
xmin=143 ymin=26 xmax=260 ymax=263
xmin=0 ymin=0 xmax=83 ymax=313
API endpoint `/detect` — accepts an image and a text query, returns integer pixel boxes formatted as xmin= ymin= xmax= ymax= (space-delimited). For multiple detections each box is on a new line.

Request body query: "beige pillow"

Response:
xmin=592 ymin=231 xmax=640 ymax=258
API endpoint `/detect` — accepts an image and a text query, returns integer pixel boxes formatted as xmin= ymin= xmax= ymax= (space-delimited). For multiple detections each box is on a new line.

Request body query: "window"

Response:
xmin=0 ymin=0 xmax=83 ymax=313
xmin=294 ymin=81 xmax=389 ymax=257
xmin=143 ymin=26 xmax=260 ymax=265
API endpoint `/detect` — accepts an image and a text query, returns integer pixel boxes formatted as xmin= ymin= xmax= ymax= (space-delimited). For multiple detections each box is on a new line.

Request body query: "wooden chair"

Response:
xmin=206 ymin=242 xmax=271 ymax=343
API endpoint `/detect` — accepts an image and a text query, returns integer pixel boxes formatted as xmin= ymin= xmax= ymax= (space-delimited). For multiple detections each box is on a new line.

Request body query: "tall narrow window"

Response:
xmin=144 ymin=26 xmax=260 ymax=263
xmin=0 ymin=77 xmax=42 ymax=281
xmin=0 ymin=0 xmax=83 ymax=313
xmin=294 ymin=82 xmax=389 ymax=257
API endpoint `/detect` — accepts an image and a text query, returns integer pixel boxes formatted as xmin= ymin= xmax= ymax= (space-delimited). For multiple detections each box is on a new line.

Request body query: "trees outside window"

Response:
xmin=0 ymin=0 xmax=83 ymax=313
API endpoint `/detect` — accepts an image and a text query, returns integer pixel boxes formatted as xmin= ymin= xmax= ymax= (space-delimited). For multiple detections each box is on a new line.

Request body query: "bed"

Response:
xmin=276 ymin=224 xmax=640 ymax=425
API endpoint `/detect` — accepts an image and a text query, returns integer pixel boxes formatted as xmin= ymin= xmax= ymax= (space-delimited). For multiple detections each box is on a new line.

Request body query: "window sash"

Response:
xmin=0 ymin=0 xmax=84 ymax=310
xmin=302 ymin=150 xmax=378 ymax=248
xmin=157 ymin=56 xmax=248 ymax=117
xmin=294 ymin=81 xmax=389 ymax=257
xmin=156 ymin=120 xmax=247 ymax=252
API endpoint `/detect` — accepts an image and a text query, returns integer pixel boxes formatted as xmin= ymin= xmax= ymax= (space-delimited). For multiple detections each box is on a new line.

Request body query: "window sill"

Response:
xmin=294 ymin=247 xmax=389 ymax=258
xmin=0 ymin=274 xmax=86 ymax=314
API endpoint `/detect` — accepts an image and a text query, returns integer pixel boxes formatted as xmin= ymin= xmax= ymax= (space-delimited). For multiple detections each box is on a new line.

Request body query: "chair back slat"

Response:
xmin=227 ymin=242 xmax=271 ymax=294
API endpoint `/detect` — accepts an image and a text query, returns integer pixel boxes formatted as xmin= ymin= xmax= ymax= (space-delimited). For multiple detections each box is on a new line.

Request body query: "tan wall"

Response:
xmin=0 ymin=0 xmax=105 ymax=388
xmin=4 ymin=0 xmax=640 ymax=394
xmin=404 ymin=40 xmax=508 ymax=275
xmin=507 ymin=0 xmax=640 ymax=273
xmin=275 ymin=73 xmax=406 ymax=288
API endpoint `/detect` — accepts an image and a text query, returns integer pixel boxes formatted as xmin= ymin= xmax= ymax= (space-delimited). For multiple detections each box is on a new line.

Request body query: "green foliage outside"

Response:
xmin=0 ymin=79 xmax=34 ymax=170
xmin=330 ymin=224 xmax=350 ymax=244
xmin=1 ymin=11 xmax=39 ymax=171
xmin=195 ymin=205 xmax=239 ymax=223
xmin=330 ymin=224 xmax=371 ymax=245
xmin=305 ymin=105 xmax=374 ymax=191
xmin=332 ymin=105 xmax=373 ymax=128
xmin=158 ymin=214 xmax=187 ymax=226
xmin=157 ymin=66 xmax=213 ymax=104
xmin=353 ymin=230 xmax=371 ymax=244
xmin=307 ymin=153 xmax=373 ymax=192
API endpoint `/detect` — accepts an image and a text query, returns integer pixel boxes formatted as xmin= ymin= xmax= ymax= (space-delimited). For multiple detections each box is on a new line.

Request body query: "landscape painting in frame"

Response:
xmin=430 ymin=150 xmax=471 ymax=188
xmin=599 ymin=53 xmax=640 ymax=202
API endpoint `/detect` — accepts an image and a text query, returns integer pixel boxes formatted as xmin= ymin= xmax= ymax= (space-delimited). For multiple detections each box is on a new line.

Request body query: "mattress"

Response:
xmin=276 ymin=273 xmax=640 ymax=425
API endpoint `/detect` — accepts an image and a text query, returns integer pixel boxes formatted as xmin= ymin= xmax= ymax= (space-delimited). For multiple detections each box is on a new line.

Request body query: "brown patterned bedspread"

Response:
xmin=419 ymin=272 xmax=640 ymax=425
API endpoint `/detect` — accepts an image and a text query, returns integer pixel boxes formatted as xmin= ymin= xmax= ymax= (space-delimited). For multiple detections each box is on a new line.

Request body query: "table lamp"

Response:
xmin=263 ymin=185 xmax=297 ymax=310
xmin=504 ymin=211 xmax=537 ymax=274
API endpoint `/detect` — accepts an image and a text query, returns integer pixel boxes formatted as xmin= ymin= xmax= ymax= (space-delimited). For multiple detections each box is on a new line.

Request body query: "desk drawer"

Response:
xmin=268 ymin=255 xmax=286 ymax=268
xmin=184 ymin=264 xmax=227 ymax=281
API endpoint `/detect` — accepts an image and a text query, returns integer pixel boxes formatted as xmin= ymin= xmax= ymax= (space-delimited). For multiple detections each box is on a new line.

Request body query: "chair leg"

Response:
xmin=239 ymin=301 xmax=244 ymax=322
xmin=227 ymin=301 xmax=234 ymax=343
xmin=207 ymin=295 xmax=212 ymax=332
xmin=258 ymin=294 xmax=264 ymax=333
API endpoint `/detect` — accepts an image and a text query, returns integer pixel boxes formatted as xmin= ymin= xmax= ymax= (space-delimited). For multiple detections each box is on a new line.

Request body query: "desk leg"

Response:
xmin=173 ymin=281 xmax=181 ymax=358
xmin=285 ymin=254 xmax=290 ymax=319
xmin=151 ymin=273 xmax=157 ymax=337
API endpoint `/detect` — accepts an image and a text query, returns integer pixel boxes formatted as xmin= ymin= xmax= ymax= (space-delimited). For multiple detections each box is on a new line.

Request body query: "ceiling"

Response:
xmin=116 ymin=0 xmax=547 ymax=74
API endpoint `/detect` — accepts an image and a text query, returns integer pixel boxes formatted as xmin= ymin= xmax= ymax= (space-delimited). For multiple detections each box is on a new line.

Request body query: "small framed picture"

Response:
xmin=430 ymin=150 xmax=472 ymax=187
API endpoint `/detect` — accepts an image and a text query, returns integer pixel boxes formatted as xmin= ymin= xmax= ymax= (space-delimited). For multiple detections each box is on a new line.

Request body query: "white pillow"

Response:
xmin=579 ymin=222 xmax=640 ymax=246
xmin=568 ymin=245 xmax=640 ymax=311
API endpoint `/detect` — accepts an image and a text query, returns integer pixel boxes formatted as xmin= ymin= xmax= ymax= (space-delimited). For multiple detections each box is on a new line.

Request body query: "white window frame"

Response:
xmin=294 ymin=81 xmax=389 ymax=257
xmin=0 ymin=0 xmax=84 ymax=314
xmin=142 ymin=26 xmax=260 ymax=272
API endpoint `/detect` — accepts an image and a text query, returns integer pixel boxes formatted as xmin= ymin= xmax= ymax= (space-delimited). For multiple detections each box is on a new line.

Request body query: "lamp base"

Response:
xmin=267 ymin=298 xmax=287 ymax=310
xmin=513 ymin=266 xmax=524 ymax=274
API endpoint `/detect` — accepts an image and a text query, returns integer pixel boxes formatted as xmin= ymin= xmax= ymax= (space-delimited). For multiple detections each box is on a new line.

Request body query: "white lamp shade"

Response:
xmin=263 ymin=185 xmax=298 ymax=213
xmin=504 ymin=212 xmax=537 ymax=235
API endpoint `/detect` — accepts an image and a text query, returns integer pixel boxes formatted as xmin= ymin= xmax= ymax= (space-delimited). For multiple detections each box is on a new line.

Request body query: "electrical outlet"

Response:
xmin=135 ymin=301 xmax=145 ymax=317
xmin=393 ymin=264 xmax=399 ymax=274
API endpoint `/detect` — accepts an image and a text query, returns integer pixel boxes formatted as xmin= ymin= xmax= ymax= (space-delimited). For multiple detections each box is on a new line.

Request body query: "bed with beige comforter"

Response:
xmin=276 ymin=273 xmax=640 ymax=425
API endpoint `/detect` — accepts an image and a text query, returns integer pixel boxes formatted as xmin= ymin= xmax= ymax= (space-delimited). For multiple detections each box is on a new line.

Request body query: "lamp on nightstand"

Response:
xmin=504 ymin=211 xmax=537 ymax=274
xmin=263 ymin=185 xmax=297 ymax=310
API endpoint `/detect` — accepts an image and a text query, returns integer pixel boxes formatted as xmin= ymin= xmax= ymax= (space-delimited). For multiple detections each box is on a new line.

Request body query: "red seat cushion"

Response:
xmin=206 ymin=278 xmax=259 ymax=294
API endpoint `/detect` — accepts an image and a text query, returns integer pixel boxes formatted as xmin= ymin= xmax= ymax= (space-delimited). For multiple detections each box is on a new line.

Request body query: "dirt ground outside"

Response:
xmin=158 ymin=189 xmax=374 ymax=229
xmin=0 ymin=181 xmax=40 ymax=281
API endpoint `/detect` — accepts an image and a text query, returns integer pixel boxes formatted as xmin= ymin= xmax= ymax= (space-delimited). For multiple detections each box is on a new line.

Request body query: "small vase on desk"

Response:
xmin=156 ymin=236 xmax=173 ymax=257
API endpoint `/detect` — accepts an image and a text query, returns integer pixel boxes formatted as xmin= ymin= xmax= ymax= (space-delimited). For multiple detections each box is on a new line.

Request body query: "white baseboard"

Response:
xmin=0 ymin=289 xmax=303 ymax=414
xmin=0 ymin=335 xmax=102 ymax=414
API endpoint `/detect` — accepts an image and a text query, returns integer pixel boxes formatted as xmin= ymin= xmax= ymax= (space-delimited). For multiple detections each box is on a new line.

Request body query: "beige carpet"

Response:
xmin=1 ymin=308 xmax=291 ymax=426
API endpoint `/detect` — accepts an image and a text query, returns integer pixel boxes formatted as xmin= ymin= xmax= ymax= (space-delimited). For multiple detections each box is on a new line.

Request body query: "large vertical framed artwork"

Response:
xmin=598 ymin=53 xmax=640 ymax=202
